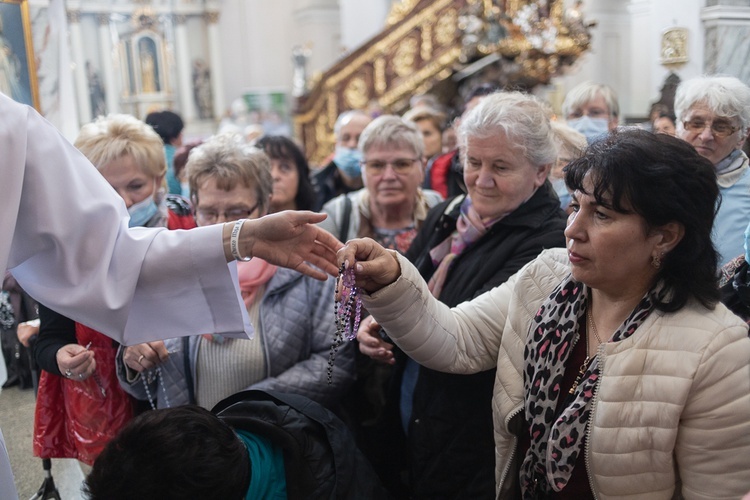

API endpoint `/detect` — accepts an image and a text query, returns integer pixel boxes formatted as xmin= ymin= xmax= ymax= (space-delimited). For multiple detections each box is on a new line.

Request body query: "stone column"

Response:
xmin=205 ymin=11 xmax=226 ymax=119
xmin=174 ymin=14 xmax=197 ymax=120
xmin=97 ymin=13 xmax=119 ymax=114
xmin=702 ymin=2 xmax=750 ymax=83
xmin=67 ymin=10 xmax=92 ymax=124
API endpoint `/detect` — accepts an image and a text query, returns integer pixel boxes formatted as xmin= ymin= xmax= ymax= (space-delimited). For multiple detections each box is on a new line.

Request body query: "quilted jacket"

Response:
xmin=117 ymin=267 xmax=354 ymax=409
xmin=364 ymin=248 xmax=750 ymax=499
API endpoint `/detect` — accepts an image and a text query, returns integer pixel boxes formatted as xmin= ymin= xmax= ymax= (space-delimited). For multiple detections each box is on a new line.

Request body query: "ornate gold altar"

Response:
xmin=293 ymin=0 xmax=593 ymax=166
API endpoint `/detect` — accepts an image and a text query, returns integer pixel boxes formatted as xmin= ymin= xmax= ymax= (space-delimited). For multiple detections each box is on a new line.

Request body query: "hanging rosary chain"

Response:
xmin=328 ymin=263 xmax=362 ymax=384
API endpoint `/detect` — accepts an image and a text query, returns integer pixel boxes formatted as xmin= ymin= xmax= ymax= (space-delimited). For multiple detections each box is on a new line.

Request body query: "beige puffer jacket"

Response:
xmin=364 ymin=248 xmax=750 ymax=499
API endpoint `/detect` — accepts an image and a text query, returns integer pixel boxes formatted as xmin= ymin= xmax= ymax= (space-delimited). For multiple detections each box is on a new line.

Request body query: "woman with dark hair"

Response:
xmin=342 ymin=129 xmax=750 ymax=498
xmin=255 ymin=135 xmax=316 ymax=212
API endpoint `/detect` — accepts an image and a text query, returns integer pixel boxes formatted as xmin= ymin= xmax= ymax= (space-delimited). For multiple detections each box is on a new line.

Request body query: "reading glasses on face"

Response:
xmin=683 ymin=119 xmax=739 ymax=138
xmin=361 ymin=158 xmax=420 ymax=174
xmin=195 ymin=203 xmax=259 ymax=224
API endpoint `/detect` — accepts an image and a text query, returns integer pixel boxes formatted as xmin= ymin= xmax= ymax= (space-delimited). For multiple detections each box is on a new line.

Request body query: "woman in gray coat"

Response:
xmin=117 ymin=133 xmax=354 ymax=410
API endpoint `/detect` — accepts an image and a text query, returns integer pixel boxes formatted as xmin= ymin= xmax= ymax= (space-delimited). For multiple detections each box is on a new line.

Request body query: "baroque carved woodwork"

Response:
xmin=294 ymin=0 xmax=592 ymax=166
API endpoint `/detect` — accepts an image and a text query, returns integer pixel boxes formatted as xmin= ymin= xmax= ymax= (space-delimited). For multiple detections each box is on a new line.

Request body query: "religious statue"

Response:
xmin=192 ymin=59 xmax=213 ymax=119
xmin=140 ymin=51 xmax=157 ymax=93
xmin=87 ymin=61 xmax=107 ymax=117
xmin=291 ymin=45 xmax=311 ymax=98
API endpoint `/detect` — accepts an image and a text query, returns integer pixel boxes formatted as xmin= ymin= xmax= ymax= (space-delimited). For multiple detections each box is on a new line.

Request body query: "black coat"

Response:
xmin=377 ymin=181 xmax=567 ymax=499
xmin=214 ymin=390 xmax=393 ymax=499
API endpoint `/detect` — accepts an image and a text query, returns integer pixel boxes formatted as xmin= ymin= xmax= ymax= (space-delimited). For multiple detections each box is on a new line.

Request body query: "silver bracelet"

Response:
xmin=230 ymin=219 xmax=252 ymax=261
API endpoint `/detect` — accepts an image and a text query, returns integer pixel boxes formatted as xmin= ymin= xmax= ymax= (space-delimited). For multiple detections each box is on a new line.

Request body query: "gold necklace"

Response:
xmin=587 ymin=305 xmax=603 ymax=344
xmin=569 ymin=318 xmax=591 ymax=395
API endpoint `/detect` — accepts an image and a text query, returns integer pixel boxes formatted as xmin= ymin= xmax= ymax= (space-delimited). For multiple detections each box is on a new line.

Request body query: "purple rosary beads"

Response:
xmin=327 ymin=263 xmax=362 ymax=384
xmin=337 ymin=264 xmax=362 ymax=340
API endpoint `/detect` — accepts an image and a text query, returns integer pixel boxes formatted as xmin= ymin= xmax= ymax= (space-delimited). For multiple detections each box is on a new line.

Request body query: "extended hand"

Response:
xmin=357 ymin=316 xmax=394 ymax=365
xmin=239 ymin=211 xmax=343 ymax=280
xmin=336 ymin=238 xmax=401 ymax=293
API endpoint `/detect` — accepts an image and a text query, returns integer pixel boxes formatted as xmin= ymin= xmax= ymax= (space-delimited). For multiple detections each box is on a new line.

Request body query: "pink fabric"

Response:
xmin=237 ymin=258 xmax=277 ymax=308
xmin=427 ymin=197 xmax=495 ymax=299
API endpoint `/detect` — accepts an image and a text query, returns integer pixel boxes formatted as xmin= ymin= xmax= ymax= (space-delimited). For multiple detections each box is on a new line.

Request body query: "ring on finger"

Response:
xmin=78 ymin=373 xmax=84 ymax=379
xmin=64 ymin=369 xmax=73 ymax=378
xmin=138 ymin=354 xmax=145 ymax=364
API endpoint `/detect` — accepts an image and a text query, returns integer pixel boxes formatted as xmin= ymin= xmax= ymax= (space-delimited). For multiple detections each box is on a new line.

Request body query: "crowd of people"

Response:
xmin=1 ymin=73 xmax=750 ymax=500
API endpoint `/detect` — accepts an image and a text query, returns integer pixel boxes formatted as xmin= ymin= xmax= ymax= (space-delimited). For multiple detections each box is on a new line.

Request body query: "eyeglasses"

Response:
xmin=360 ymin=158 xmax=420 ymax=174
xmin=683 ymin=119 xmax=739 ymax=138
xmin=195 ymin=203 xmax=259 ymax=224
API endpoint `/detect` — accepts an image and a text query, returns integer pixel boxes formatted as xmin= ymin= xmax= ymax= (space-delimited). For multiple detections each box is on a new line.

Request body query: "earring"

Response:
xmin=651 ymin=252 xmax=664 ymax=269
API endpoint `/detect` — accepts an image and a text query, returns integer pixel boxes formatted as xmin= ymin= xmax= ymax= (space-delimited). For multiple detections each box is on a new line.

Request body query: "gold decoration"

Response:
xmin=326 ymin=0 xmax=453 ymax=88
xmin=295 ymin=0 xmax=592 ymax=166
xmin=387 ymin=0 xmax=421 ymax=26
xmin=326 ymin=91 xmax=338 ymax=134
xmin=374 ymin=58 xmax=386 ymax=95
xmin=344 ymin=76 xmax=369 ymax=109
xmin=421 ymin=24 xmax=433 ymax=60
xmin=436 ymin=9 xmax=458 ymax=46
xmin=660 ymin=27 xmax=688 ymax=66
xmin=393 ymin=37 xmax=418 ymax=77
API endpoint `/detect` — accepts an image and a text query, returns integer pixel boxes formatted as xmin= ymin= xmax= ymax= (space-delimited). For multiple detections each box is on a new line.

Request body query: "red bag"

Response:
xmin=33 ymin=324 xmax=134 ymax=465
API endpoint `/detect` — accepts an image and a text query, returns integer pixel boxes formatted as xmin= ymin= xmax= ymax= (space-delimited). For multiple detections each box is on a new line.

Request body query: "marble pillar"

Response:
xmin=205 ymin=11 xmax=226 ymax=119
xmin=702 ymin=3 xmax=750 ymax=84
xmin=67 ymin=10 xmax=93 ymax=124
xmin=174 ymin=14 xmax=197 ymax=121
xmin=98 ymin=13 xmax=119 ymax=115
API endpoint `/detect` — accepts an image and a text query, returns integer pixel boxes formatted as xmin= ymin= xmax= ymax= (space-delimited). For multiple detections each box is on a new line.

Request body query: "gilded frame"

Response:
xmin=0 ymin=0 xmax=40 ymax=110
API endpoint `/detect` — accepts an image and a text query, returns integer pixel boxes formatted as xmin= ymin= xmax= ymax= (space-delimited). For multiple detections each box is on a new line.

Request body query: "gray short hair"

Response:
xmin=333 ymin=110 xmax=370 ymax=136
xmin=358 ymin=115 xmax=424 ymax=159
xmin=674 ymin=75 xmax=750 ymax=135
xmin=186 ymin=133 xmax=272 ymax=213
xmin=562 ymin=81 xmax=620 ymax=119
xmin=458 ymin=91 xmax=557 ymax=167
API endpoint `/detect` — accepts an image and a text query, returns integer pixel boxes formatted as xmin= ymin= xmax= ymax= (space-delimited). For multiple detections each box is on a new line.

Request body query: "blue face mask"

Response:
xmin=334 ymin=146 xmax=363 ymax=179
xmin=127 ymin=196 xmax=158 ymax=227
xmin=550 ymin=177 xmax=572 ymax=208
xmin=567 ymin=116 xmax=610 ymax=143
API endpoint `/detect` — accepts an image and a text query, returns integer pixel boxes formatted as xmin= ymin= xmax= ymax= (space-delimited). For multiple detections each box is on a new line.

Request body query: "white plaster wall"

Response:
xmin=216 ymin=1 xmax=290 ymax=101
xmin=339 ymin=0 xmax=390 ymax=53
xmin=217 ymin=0 xmax=344 ymax=111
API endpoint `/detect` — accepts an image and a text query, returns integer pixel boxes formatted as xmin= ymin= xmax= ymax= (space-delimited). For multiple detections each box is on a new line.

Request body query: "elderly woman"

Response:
xmin=357 ymin=92 xmax=567 ymax=499
xmin=340 ymin=130 xmax=750 ymax=498
xmin=117 ymin=134 xmax=353 ymax=411
xmin=318 ymin=115 xmax=443 ymax=251
xmin=319 ymin=114 xmax=442 ymax=467
xmin=562 ymin=81 xmax=619 ymax=143
xmin=550 ymin=121 xmax=587 ymax=212
xmin=255 ymin=135 xmax=316 ymax=212
xmin=675 ymin=75 xmax=750 ymax=266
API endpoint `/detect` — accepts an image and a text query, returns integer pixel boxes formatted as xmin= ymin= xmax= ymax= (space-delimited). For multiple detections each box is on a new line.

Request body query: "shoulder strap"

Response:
xmin=339 ymin=195 xmax=352 ymax=242
xmin=183 ymin=337 xmax=195 ymax=404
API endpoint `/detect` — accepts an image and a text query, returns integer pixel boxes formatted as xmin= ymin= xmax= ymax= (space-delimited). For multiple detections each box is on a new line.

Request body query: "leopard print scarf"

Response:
xmin=520 ymin=275 xmax=654 ymax=497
